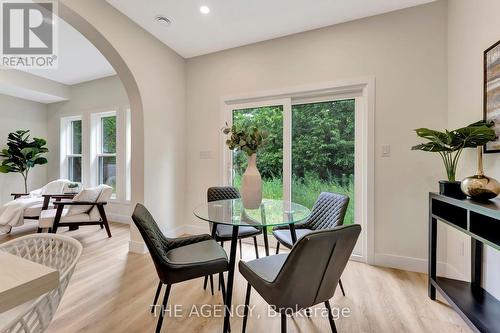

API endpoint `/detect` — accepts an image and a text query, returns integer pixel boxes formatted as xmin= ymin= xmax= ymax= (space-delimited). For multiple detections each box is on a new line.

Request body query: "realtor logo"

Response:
xmin=1 ymin=0 xmax=58 ymax=68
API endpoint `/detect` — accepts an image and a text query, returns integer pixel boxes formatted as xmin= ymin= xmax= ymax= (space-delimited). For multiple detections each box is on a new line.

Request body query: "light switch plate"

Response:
xmin=381 ymin=144 xmax=391 ymax=157
xmin=199 ymin=151 xmax=212 ymax=159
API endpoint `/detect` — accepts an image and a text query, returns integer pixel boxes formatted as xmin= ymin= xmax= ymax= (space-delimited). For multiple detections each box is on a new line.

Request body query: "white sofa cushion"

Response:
xmin=89 ymin=185 xmax=113 ymax=220
xmin=66 ymin=187 xmax=101 ymax=216
xmin=24 ymin=203 xmax=55 ymax=217
xmin=39 ymin=209 xmax=92 ymax=228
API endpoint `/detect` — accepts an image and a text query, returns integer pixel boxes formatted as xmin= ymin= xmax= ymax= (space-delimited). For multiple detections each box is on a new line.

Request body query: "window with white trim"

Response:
xmin=96 ymin=112 xmax=117 ymax=194
xmin=61 ymin=108 xmax=131 ymax=202
xmin=61 ymin=117 xmax=82 ymax=183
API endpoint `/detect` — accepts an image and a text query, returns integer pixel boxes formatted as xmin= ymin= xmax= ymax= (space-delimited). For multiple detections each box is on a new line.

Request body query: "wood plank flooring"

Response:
xmin=0 ymin=222 xmax=471 ymax=333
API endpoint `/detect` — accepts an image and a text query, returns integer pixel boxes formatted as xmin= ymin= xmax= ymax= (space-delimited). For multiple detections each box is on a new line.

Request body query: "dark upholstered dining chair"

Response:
xmin=273 ymin=192 xmax=350 ymax=296
xmin=203 ymin=186 xmax=262 ymax=294
xmin=132 ymin=204 xmax=229 ymax=333
xmin=240 ymin=225 xmax=361 ymax=333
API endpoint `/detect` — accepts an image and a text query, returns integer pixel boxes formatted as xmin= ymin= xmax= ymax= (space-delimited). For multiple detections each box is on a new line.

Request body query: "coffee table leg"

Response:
xmin=223 ymin=225 xmax=239 ymax=333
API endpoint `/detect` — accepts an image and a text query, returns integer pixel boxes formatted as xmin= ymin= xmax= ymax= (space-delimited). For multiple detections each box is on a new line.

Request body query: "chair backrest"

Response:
xmin=0 ymin=234 xmax=82 ymax=333
xmin=206 ymin=186 xmax=241 ymax=232
xmin=89 ymin=185 xmax=113 ymax=220
xmin=207 ymin=186 xmax=240 ymax=202
xmin=272 ymin=225 xmax=361 ymax=310
xmin=303 ymin=192 xmax=349 ymax=230
xmin=131 ymin=204 xmax=173 ymax=282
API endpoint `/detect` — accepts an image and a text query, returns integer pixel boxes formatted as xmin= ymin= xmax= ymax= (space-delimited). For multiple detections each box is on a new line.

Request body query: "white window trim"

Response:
xmin=60 ymin=116 xmax=83 ymax=183
xmin=220 ymin=76 xmax=375 ymax=264
xmin=91 ymin=110 xmax=118 ymax=199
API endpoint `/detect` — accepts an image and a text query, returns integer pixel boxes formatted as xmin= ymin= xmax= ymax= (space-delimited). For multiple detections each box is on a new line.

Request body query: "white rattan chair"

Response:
xmin=0 ymin=234 xmax=83 ymax=333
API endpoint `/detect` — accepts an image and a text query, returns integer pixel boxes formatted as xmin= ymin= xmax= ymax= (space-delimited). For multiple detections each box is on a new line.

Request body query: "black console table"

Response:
xmin=429 ymin=192 xmax=500 ymax=333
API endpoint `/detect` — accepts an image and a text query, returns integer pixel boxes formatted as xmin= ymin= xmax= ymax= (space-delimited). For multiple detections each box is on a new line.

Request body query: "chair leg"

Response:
xmin=281 ymin=313 xmax=287 ymax=333
xmin=239 ymin=239 xmax=243 ymax=259
xmin=338 ymin=279 xmax=346 ymax=297
xmin=97 ymin=204 xmax=112 ymax=238
xmin=155 ymin=284 xmax=171 ymax=333
xmin=324 ymin=300 xmax=337 ymax=333
xmin=242 ymin=283 xmax=252 ymax=333
xmin=276 ymin=241 xmax=280 ymax=254
xmin=209 ymin=274 xmax=214 ymax=296
xmin=100 ymin=223 xmax=104 ymax=229
xmin=253 ymin=237 xmax=259 ymax=258
xmin=203 ymin=276 xmax=208 ymax=290
xmin=219 ymin=272 xmax=226 ymax=302
xmin=151 ymin=281 xmax=163 ymax=313
xmin=37 ymin=228 xmax=42 ymax=233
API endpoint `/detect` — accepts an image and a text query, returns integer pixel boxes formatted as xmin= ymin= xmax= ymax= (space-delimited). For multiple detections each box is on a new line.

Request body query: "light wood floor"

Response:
xmin=1 ymin=222 xmax=471 ymax=333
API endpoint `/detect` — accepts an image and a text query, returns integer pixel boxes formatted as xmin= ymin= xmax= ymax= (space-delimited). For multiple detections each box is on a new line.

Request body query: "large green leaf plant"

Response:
xmin=412 ymin=121 xmax=496 ymax=182
xmin=0 ymin=130 xmax=49 ymax=193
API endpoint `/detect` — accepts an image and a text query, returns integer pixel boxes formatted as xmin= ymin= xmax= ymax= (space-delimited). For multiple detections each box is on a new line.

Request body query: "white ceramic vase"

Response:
xmin=241 ymin=153 xmax=262 ymax=209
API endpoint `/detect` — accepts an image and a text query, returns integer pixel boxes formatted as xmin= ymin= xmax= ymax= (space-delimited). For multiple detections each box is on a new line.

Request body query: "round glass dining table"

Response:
xmin=193 ymin=198 xmax=311 ymax=333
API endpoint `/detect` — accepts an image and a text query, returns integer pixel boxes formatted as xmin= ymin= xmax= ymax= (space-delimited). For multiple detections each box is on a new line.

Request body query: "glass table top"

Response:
xmin=193 ymin=199 xmax=311 ymax=227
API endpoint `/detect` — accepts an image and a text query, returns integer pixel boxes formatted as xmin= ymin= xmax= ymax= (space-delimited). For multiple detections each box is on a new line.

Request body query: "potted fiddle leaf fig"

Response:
xmin=0 ymin=130 xmax=49 ymax=193
xmin=412 ymin=120 xmax=496 ymax=199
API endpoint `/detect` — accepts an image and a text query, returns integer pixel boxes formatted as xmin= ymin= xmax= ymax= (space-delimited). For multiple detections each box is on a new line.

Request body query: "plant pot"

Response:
xmin=439 ymin=180 xmax=466 ymax=199
xmin=241 ymin=153 xmax=262 ymax=209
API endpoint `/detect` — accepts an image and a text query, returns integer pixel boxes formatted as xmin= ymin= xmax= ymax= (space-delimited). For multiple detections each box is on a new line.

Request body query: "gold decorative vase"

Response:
xmin=461 ymin=146 xmax=500 ymax=200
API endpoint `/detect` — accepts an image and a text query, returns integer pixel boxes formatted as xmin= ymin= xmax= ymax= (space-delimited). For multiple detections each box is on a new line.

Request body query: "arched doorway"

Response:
xmin=58 ymin=3 xmax=144 ymax=251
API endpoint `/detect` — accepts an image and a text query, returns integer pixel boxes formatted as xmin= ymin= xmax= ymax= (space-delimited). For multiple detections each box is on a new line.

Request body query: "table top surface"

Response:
xmin=0 ymin=251 xmax=59 ymax=313
xmin=193 ymin=198 xmax=311 ymax=227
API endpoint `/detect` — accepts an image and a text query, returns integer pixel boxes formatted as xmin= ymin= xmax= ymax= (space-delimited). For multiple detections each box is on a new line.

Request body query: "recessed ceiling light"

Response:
xmin=200 ymin=6 xmax=210 ymax=14
xmin=154 ymin=15 xmax=172 ymax=26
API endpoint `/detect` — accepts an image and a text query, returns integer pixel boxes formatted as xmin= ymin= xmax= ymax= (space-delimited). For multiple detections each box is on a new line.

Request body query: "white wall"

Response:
xmin=0 ymin=94 xmax=48 ymax=204
xmin=46 ymin=75 xmax=132 ymax=222
xmin=185 ymin=1 xmax=448 ymax=267
xmin=447 ymin=0 xmax=500 ymax=299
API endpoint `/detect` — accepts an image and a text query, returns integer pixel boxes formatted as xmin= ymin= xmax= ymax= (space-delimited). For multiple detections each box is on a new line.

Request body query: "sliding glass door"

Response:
xmin=291 ymin=99 xmax=355 ymax=225
xmin=226 ymin=96 xmax=362 ymax=257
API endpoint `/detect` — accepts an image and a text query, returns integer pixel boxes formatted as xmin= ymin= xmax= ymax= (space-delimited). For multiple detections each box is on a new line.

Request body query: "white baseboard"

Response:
xmin=373 ymin=253 xmax=467 ymax=280
xmin=129 ymin=240 xmax=148 ymax=254
xmin=108 ymin=213 xmax=131 ymax=224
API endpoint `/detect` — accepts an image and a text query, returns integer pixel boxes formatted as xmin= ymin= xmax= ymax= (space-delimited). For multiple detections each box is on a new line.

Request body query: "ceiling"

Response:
xmin=107 ymin=0 xmax=435 ymax=58
xmin=22 ymin=18 xmax=115 ymax=85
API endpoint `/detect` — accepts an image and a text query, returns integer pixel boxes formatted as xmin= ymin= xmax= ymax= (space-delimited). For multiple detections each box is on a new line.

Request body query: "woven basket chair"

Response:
xmin=0 ymin=234 xmax=83 ymax=333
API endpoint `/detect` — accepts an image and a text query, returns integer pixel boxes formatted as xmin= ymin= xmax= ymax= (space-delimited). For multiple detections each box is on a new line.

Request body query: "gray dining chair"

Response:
xmin=239 ymin=225 xmax=361 ymax=333
xmin=203 ymin=186 xmax=262 ymax=294
xmin=273 ymin=192 xmax=349 ymax=296
xmin=132 ymin=204 xmax=229 ymax=333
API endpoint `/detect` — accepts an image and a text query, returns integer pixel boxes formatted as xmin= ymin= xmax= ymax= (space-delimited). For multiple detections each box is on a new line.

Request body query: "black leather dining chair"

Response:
xmin=203 ymin=186 xmax=262 ymax=294
xmin=273 ymin=192 xmax=350 ymax=296
xmin=132 ymin=204 xmax=229 ymax=333
xmin=240 ymin=225 xmax=361 ymax=333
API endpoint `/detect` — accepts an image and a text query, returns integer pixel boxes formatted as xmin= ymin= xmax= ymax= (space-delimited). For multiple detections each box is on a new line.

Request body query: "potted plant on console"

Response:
xmin=412 ymin=121 xmax=496 ymax=199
